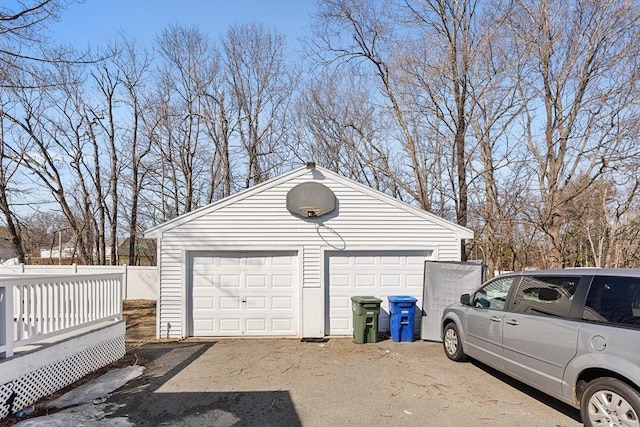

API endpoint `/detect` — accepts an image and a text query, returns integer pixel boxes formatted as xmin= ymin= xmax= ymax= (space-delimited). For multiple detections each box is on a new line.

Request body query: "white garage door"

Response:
xmin=190 ymin=251 xmax=298 ymax=336
xmin=327 ymin=251 xmax=429 ymax=336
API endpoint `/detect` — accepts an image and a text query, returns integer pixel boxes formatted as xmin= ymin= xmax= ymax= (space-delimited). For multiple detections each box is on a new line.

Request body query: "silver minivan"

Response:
xmin=441 ymin=269 xmax=640 ymax=427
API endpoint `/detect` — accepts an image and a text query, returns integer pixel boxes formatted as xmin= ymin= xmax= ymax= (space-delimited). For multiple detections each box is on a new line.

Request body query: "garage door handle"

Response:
xmin=505 ymin=319 xmax=519 ymax=325
xmin=490 ymin=316 xmax=502 ymax=322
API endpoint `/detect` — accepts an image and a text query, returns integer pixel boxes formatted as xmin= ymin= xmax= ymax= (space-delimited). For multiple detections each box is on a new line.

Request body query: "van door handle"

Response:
xmin=505 ymin=319 xmax=519 ymax=325
xmin=490 ymin=316 xmax=502 ymax=322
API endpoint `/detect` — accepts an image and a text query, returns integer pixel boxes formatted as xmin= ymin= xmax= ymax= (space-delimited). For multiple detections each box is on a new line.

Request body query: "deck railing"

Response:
xmin=0 ymin=273 xmax=123 ymax=358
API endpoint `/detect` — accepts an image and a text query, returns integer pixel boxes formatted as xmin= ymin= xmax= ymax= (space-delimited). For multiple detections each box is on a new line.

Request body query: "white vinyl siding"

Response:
xmin=153 ymin=167 xmax=470 ymax=338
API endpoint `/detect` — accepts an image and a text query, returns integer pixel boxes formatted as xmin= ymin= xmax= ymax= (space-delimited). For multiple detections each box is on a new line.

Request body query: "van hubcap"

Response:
xmin=588 ymin=390 xmax=639 ymax=427
xmin=444 ymin=328 xmax=458 ymax=355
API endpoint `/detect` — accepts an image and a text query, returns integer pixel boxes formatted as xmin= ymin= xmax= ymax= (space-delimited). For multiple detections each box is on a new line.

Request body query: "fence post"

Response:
xmin=1 ymin=285 xmax=14 ymax=358
xmin=122 ymin=264 xmax=128 ymax=301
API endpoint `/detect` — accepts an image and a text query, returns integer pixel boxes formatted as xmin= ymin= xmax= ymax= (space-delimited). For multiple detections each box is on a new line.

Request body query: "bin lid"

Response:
xmin=351 ymin=296 xmax=383 ymax=304
xmin=388 ymin=295 xmax=418 ymax=303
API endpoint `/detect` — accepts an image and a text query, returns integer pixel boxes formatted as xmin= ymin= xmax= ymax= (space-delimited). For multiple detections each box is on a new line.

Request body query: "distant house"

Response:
xmin=40 ymin=241 xmax=76 ymax=259
xmin=117 ymin=238 xmax=157 ymax=266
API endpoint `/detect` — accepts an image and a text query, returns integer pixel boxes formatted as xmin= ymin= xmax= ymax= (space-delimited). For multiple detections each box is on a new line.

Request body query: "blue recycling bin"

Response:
xmin=388 ymin=295 xmax=418 ymax=342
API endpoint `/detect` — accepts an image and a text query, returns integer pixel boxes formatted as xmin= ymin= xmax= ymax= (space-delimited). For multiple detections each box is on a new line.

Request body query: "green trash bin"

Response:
xmin=351 ymin=296 xmax=383 ymax=344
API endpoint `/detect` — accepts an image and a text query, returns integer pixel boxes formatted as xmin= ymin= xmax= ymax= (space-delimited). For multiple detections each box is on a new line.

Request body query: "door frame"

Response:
xmin=183 ymin=247 xmax=302 ymax=338
xmin=322 ymin=248 xmax=436 ymax=336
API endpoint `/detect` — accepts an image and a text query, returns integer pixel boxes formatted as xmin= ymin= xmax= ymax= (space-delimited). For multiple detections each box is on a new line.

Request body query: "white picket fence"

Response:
xmin=0 ymin=273 xmax=123 ymax=358
xmin=0 ymin=265 xmax=157 ymax=300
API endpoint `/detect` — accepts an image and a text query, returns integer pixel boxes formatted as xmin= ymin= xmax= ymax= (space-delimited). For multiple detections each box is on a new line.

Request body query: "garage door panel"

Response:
xmin=355 ymin=256 xmax=375 ymax=265
xmin=330 ymin=256 xmax=349 ymax=266
xmin=272 ymin=296 xmax=293 ymax=309
xmin=220 ymin=257 xmax=241 ymax=266
xmin=381 ymin=274 xmax=402 ymax=287
xmin=191 ymin=251 xmax=298 ymax=337
xmin=331 ymin=274 xmax=350 ymax=287
xmin=381 ymin=256 xmax=402 ymax=266
xmin=407 ymin=275 xmax=424 ymax=288
xmin=193 ymin=268 xmax=213 ymax=281
xmin=355 ymin=274 xmax=375 ymax=287
xmin=193 ymin=297 xmax=214 ymax=309
xmin=246 ymin=318 xmax=267 ymax=332
xmin=272 ymin=318 xmax=294 ymax=331
xmin=219 ymin=275 xmax=240 ymax=288
xmin=194 ymin=319 xmax=214 ymax=332
xmin=246 ymin=275 xmax=267 ymax=288
xmin=272 ymin=256 xmax=294 ymax=266
xmin=193 ymin=267 xmax=213 ymax=284
xmin=272 ymin=275 xmax=293 ymax=287
xmin=219 ymin=318 xmax=241 ymax=333
xmin=219 ymin=297 xmax=240 ymax=309
xmin=246 ymin=257 xmax=267 ymax=266
xmin=193 ymin=256 xmax=214 ymax=266
xmin=331 ymin=316 xmax=350 ymax=332
xmin=332 ymin=295 xmax=350 ymax=309
xmin=246 ymin=296 xmax=267 ymax=309
xmin=193 ymin=277 xmax=213 ymax=289
xmin=328 ymin=251 xmax=427 ymax=336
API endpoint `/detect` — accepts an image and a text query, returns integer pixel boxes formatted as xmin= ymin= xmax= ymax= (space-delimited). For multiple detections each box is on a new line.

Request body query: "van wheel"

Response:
xmin=580 ymin=377 xmax=640 ymax=427
xmin=443 ymin=323 xmax=466 ymax=362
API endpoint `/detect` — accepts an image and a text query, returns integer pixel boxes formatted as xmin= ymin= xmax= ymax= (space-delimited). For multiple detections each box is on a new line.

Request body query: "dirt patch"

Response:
xmin=123 ymin=299 xmax=157 ymax=343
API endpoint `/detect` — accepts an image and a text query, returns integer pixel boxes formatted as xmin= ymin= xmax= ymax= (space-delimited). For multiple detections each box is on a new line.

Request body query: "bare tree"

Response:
xmin=505 ymin=0 xmax=640 ymax=267
xmin=0 ymin=0 xmax=80 ymax=262
xmin=310 ymin=0 xmax=432 ymax=211
xmin=1 ymin=90 xmax=94 ymax=263
xmin=0 ymin=105 xmax=26 ymax=262
xmin=152 ymin=25 xmax=219 ymax=215
xmin=295 ymin=69 xmax=400 ymax=195
xmin=402 ymin=0 xmax=480 ymax=229
xmin=0 ymin=0 xmax=66 ymax=86
xmin=112 ymin=38 xmax=153 ymax=265
xmin=222 ymin=21 xmax=297 ymax=187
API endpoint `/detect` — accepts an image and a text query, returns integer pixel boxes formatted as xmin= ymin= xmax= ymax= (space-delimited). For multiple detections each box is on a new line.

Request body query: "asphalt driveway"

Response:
xmin=107 ymin=338 xmax=582 ymax=427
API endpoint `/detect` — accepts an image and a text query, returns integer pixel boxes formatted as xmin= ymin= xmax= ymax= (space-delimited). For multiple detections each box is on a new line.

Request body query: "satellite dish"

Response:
xmin=286 ymin=182 xmax=336 ymax=219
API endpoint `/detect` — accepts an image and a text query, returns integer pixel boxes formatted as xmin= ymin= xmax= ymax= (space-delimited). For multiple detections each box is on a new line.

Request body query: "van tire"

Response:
xmin=580 ymin=377 xmax=640 ymax=427
xmin=442 ymin=323 xmax=467 ymax=362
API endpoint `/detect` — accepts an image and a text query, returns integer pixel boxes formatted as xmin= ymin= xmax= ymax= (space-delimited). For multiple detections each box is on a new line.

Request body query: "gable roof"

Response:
xmin=145 ymin=165 xmax=474 ymax=239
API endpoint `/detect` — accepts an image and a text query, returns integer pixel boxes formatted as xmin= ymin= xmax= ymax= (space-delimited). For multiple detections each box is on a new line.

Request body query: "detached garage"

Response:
xmin=146 ymin=164 xmax=473 ymax=339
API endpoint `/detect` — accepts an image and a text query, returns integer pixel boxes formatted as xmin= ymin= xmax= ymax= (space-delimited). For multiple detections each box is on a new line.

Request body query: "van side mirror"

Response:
xmin=460 ymin=294 xmax=471 ymax=305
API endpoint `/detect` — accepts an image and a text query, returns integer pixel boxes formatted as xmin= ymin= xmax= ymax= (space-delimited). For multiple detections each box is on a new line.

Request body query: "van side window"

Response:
xmin=472 ymin=277 xmax=515 ymax=311
xmin=511 ymin=276 xmax=579 ymax=318
xmin=583 ymin=276 xmax=640 ymax=328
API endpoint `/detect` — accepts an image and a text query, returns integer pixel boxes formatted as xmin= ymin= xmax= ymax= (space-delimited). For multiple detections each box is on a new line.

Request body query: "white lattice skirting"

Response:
xmin=0 ymin=321 xmax=126 ymax=419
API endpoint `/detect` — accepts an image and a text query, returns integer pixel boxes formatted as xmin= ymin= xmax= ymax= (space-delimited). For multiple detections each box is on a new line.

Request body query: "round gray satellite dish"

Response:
xmin=286 ymin=182 xmax=336 ymax=218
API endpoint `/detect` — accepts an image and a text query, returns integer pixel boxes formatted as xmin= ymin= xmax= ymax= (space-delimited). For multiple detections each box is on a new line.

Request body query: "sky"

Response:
xmin=48 ymin=0 xmax=317 ymax=53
